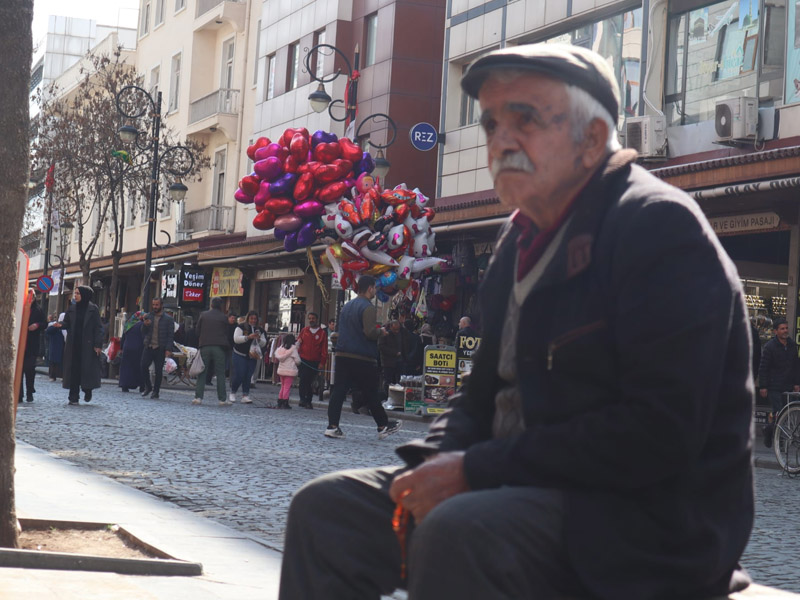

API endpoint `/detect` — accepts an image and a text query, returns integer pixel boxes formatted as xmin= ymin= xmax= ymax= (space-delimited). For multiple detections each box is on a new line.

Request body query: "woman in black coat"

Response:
xmin=56 ymin=286 xmax=103 ymax=405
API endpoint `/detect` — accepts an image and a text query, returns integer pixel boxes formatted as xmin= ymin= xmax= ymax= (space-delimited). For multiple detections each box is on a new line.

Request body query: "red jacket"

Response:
xmin=297 ymin=326 xmax=328 ymax=365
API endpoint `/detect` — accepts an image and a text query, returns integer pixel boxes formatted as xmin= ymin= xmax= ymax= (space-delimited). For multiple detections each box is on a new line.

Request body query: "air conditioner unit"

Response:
xmin=715 ymin=97 xmax=758 ymax=141
xmin=624 ymin=115 xmax=667 ymax=157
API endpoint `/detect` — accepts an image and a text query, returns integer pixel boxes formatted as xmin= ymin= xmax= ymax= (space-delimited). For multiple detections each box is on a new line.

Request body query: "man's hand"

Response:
xmin=143 ymin=318 xmax=151 ymax=326
xmin=165 ymin=351 xmax=172 ymax=358
xmin=389 ymin=451 xmax=470 ymax=522
xmin=793 ymin=385 xmax=800 ymax=393
xmin=53 ymin=322 xmax=62 ymax=328
xmin=27 ymin=323 xmax=39 ymax=331
xmin=94 ymin=347 xmax=102 ymax=356
xmin=760 ymin=388 xmax=768 ymax=399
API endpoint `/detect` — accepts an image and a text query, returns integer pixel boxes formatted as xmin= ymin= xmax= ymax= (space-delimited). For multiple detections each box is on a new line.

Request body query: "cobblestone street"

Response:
xmin=13 ymin=375 xmax=800 ymax=592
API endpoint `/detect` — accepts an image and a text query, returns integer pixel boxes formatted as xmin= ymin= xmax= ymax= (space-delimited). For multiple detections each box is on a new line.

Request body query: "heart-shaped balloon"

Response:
xmin=339 ymin=137 xmax=363 ymax=163
xmin=313 ymin=163 xmax=341 ymax=184
xmin=234 ymin=188 xmax=254 ymax=204
xmin=290 ymin=132 xmax=310 ymax=162
xmin=275 ymin=213 xmax=303 ymax=232
xmin=284 ymin=154 xmax=303 ymax=174
xmin=239 ymin=175 xmax=260 ymax=197
xmin=274 ymin=227 xmax=288 ymax=240
xmin=282 ymin=127 xmax=309 ymax=148
xmin=333 ymin=158 xmax=353 ymax=178
xmin=270 ymin=173 xmax=297 ymax=197
xmin=255 ymin=143 xmax=289 ymax=162
xmin=254 ymin=180 xmax=271 ymax=206
xmin=254 ymin=156 xmax=284 ymax=182
xmin=312 ymin=141 xmax=342 ymax=163
xmin=284 ymin=231 xmax=299 ymax=252
xmin=294 ymin=199 xmax=324 ymax=218
xmin=297 ymin=160 xmax=320 ymax=175
xmin=355 ymin=151 xmax=375 ymax=175
xmin=317 ymin=181 xmax=349 ymax=204
xmin=247 ymin=137 xmax=270 ymax=161
xmin=311 ymin=130 xmax=338 ymax=148
xmin=293 ymin=172 xmax=315 ymax=201
xmin=297 ymin=220 xmax=317 ymax=247
xmin=265 ymin=197 xmax=294 ymax=215
xmin=252 ymin=210 xmax=276 ymax=230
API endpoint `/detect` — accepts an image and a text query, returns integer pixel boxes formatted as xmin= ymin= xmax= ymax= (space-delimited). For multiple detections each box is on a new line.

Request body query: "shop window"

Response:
xmin=665 ymin=0 xmax=766 ymax=126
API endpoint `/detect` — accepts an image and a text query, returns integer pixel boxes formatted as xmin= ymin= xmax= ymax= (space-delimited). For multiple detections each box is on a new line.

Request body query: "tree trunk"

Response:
xmin=0 ymin=0 xmax=34 ymax=548
xmin=109 ymin=250 xmax=122 ymax=340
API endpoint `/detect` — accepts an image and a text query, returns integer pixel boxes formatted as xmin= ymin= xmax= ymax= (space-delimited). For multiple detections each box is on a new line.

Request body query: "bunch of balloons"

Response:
xmin=235 ymin=127 xmax=447 ymax=299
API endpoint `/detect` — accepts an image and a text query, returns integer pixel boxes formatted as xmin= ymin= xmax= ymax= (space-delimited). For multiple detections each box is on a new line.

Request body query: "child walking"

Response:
xmin=274 ymin=334 xmax=300 ymax=409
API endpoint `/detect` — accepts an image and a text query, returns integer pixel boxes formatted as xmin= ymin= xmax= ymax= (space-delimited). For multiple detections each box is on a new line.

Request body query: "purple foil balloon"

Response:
xmin=284 ymin=231 xmax=299 ymax=252
xmin=254 ymin=156 xmax=283 ymax=182
xmin=255 ymin=143 xmax=288 ymax=162
xmin=269 ymin=173 xmax=297 ymax=197
xmin=234 ymin=188 xmax=254 ymax=204
xmin=294 ymin=200 xmax=324 ymax=218
xmin=297 ymin=220 xmax=317 ymax=247
xmin=359 ymin=152 xmax=375 ymax=175
xmin=273 ymin=227 xmax=288 ymax=240
xmin=311 ymin=130 xmax=338 ymax=148
xmin=274 ymin=213 xmax=303 ymax=232
xmin=254 ymin=181 xmax=271 ymax=205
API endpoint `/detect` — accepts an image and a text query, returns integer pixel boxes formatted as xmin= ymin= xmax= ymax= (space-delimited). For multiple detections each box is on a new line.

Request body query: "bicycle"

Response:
xmin=772 ymin=392 xmax=800 ymax=474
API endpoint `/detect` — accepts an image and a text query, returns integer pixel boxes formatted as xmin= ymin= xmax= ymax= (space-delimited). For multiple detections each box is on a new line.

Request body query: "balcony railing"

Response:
xmin=20 ymin=231 xmax=42 ymax=255
xmin=196 ymin=0 xmax=242 ymax=19
xmin=188 ymin=88 xmax=240 ymax=125
xmin=178 ymin=205 xmax=231 ymax=235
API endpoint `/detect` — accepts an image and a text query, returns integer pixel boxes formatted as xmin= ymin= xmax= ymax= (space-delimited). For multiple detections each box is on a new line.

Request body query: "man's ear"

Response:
xmin=580 ymin=118 xmax=610 ymax=168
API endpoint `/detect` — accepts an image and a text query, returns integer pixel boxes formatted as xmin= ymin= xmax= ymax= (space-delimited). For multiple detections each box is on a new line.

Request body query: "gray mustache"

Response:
xmin=489 ymin=152 xmax=535 ymax=179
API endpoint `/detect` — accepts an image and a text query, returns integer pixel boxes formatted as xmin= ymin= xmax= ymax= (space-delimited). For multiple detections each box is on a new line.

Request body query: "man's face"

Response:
xmin=151 ymin=299 xmax=162 ymax=313
xmin=365 ymin=285 xmax=376 ymax=300
xmin=776 ymin=323 xmax=790 ymax=341
xmin=307 ymin=314 xmax=318 ymax=327
xmin=478 ymin=73 xmax=588 ymax=225
xmin=248 ymin=314 xmax=258 ymax=326
xmin=459 ymin=318 xmax=468 ymax=329
xmin=390 ymin=322 xmax=401 ymax=333
xmin=228 ymin=315 xmax=237 ymax=324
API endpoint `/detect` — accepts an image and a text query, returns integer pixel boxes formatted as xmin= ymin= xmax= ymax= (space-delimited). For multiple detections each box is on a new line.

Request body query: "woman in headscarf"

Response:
xmin=55 ymin=286 xmax=103 ymax=405
xmin=118 ymin=311 xmax=145 ymax=393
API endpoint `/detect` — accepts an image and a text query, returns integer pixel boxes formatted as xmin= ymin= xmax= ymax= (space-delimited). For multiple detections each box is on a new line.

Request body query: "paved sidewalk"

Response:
xmin=2 ymin=442 xmax=282 ymax=599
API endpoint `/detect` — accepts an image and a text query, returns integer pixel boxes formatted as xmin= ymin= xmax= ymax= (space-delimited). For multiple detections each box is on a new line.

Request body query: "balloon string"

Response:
xmin=308 ymin=247 xmax=330 ymax=305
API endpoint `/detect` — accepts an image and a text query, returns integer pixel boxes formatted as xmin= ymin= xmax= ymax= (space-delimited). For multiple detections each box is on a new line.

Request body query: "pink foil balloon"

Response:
xmin=274 ymin=213 xmax=303 ymax=232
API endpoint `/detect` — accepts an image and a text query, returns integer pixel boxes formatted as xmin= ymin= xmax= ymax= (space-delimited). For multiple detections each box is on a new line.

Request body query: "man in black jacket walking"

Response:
xmin=140 ymin=297 xmax=174 ymax=399
xmin=759 ymin=317 xmax=799 ymax=419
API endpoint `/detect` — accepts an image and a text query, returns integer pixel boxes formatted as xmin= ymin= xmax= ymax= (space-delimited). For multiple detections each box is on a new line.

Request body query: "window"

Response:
xmin=665 ymin=0 xmax=762 ymax=126
xmin=311 ymin=29 xmax=326 ymax=79
xmin=287 ymin=42 xmax=300 ymax=90
xmin=160 ymin=183 xmax=172 ymax=218
xmin=364 ymin=13 xmax=378 ymax=66
xmin=149 ymin=65 xmax=160 ymax=97
xmin=139 ymin=1 xmax=151 ymax=36
xmin=459 ymin=64 xmax=479 ymax=127
xmin=221 ymin=38 xmax=235 ymax=90
xmin=169 ymin=53 xmax=181 ymax=112
xmin=212 ymin=148 xmax=227 ymax=230
xmin=174 ymin=0 xmax=185 ymax=12
xmin=265 ymin=54 xmax=275 ymax=100
xmin=154 ymin=0 xmax=164 ymax=26
xmin=126 ymin=189 xmax=136 ymax=228
xmin=254 ymin=20 xmax=261 ymax=84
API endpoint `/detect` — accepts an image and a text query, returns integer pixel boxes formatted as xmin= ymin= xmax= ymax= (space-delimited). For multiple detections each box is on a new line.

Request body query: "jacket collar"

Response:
xmin=487 ymin=149 xmax=637 ymax=296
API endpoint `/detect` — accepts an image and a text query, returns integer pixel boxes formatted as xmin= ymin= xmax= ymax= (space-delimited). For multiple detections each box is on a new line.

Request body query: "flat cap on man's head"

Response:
xmin=461 ymin=44 xmax=620 ymax=122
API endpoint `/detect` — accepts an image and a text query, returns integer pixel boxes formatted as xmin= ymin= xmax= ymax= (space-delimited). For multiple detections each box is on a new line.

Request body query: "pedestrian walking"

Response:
xmin=274 ymin=334 xmax=300 ymax=409
xmin=118 ymin=312 xmax=145 ymax=393
xmin=56 ymin=286 xmax=103 ymax=405
xmin=45 ymin=313 xmax=65 ymax=381
xmin=229 ymin=310 xmax=267 ymax=404
xmin=279 ymin=44 xmax=754 ymax=600
xmin=139 ymin=298 xmax=175 ymax=399
xmin=192 ymin=297 xmax=231 ymax=406
xmin=19 ymin=295 xmax=46 ymax=403
xmin=759 ymin=317 xmax=800 ymax=446
xmin=296 ymin=312 xmax=327 ymax=409
xmin=323 ymin=275 xmax=402 ymax=440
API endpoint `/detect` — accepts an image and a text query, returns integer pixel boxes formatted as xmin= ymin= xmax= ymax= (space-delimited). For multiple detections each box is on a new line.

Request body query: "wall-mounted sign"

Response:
xmin=708 ymin=212 xmax=780 ymax=236
xmin=456 ymin=334 xmax=481 ymax=387
xmin=181 ymin=270 xmax=206 ymax=304
xmin=409 ymin=122 xmax=438 ymax=151
xmin=162 ymin=270 xmax=179 ymax=301
xmin=210 ymin=267 xmax=244 ymax=298
xmin=255 ymin=266 xmax=304 ymax=281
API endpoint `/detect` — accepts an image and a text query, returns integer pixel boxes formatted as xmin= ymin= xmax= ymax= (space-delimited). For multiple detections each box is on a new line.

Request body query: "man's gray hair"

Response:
xmin=211 ymin=297 xmax=224 ymax=310
xmin=565 ymin=84 xmax=621 ymax=152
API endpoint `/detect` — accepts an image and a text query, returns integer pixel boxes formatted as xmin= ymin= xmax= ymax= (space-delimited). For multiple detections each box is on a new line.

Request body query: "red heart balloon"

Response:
xmin=239 ymin=175 xmax=260 ymax=197
xmin=282 ymin=127 xmax=309 ymax=148
xmin=312 ymin=142 xmax=342 ymax=163
xmin=247 ymin=137 xmax=270 ymax=161
xmin=290 ymin=133 xmax=310 ymax=162
xmin=293 ymin=172 xmax=315 ymax=201
xmin=284 ymin=154 xmax=303 ymax=174
xmin=265 ymin=198 xmax=295 ymax=215
xmin=339 ymin=138 xmax=363 ymax=163
xmin=314 ymin=164 xmax=340 ymax=184
xmin=334 ymin=159 xmax=353 ymax=178
xmin=317 ymin=181 xmax=349 ymax=203
xmin=297 ymin=160 xmax=320 ymax=175
xmin=253 ymin=210 xmax=276 ymax=230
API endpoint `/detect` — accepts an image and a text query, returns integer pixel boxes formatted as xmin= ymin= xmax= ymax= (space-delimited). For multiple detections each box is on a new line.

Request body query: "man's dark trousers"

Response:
xmin=328 ymin=356 xmax=389 ymax=428
xmin=140 ymin=346 xmax=166 ymax=393
xmin=19 ymin=354 xmax=37 ymax=402
xmin=298 ymin=359 xmax=317 ymax=406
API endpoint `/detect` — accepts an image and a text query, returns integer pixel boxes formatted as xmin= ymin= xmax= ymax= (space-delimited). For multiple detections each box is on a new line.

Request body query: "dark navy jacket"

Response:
xmin=398 ymin=150 xmax=754 ymax=599
xmin=758 ymin=336 xmax=799 ymax=392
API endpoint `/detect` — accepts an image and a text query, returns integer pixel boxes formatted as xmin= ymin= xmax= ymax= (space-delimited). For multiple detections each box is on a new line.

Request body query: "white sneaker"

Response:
xmin=241 ymin=396 xmax=252 ymax=404
xmin=192 ymin=398 xmax=202 ymax=405
xmin=218 ymin=400 xmax=233 ymax=406
xmin=229 ymin=392 xmax=237 ymax=403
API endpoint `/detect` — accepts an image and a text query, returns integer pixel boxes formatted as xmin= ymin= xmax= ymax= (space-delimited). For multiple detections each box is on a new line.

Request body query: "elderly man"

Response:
xmin=278 ymin=44 xmax=753 ymax=599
